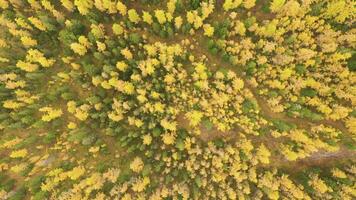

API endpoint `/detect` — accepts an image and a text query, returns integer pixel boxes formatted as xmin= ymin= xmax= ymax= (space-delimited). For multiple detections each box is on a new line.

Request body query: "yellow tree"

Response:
xmin=185 ymin=110 xmax=203 ymax=127
xmin=0 ymin=0 xmax=9 ymax=9
xmin=130 ymin=157 xmax=144 ymax=173
xmin=223 ymin=0 xmax=242 ymax=11
xmin=112 ymin=23 xmax=124 ymax=35
xmin=39 ymin=107 xmax=63 ymax=122
xmin=142 ymin=11 xmax=153 ymax=24
xmin=28 ymin=17 xmax=47 ymax=31
xmin=70 ymin=43 xmax=87 ymax=56
xmin=128 ymin=9 xmax=140 ymax=24
xmin=323 ymin=0 xmax=355 ymax=23
xmin=270 ymin=0 xmax=285 ymax=13
xmin=74 ymin=0 xmax=93 ymax=15
xmin=20 ymin=36 xmax=37 ymax=47
xmin=155 ymin=9 xmax=167 ymax=24
xmin=203 ymin=24 xmax=214 ymax=37
xmin=243 ymin=0 xmax=255 ymax=9
xmin=116 ymin=1 xmax=127 ymax=16
xmin=60 ymin=0 xmax=74 ymax=11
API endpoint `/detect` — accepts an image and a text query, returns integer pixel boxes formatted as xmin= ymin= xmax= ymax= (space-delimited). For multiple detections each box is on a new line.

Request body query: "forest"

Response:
xmin=0 ymin=0 xmax=355 ymax=199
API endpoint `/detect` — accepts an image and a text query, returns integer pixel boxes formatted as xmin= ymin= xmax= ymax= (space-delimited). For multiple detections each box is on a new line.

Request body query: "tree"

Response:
xmin=74 ymin=0 xmax=93 ymax=15
xmin=70 ymin=42 xmax=87 ymax=56
xmin=60 ymin=0 xmax=74 ymax=11
xmin=28 ymin=17 xmax=47 ymax=31
xmin=270 ymin=0 xmax=285 ymax=13
xmin=323 ymin=0 xmax=355 ymax=23
xmin=39 ymin=107 xmax=63 ymax=122
xmin=243 ymin=0 xmax=256 ymax=9
xmin=167 ymin=0 xmax=176 ymax=14
xmin=21 ymin=36 xmax=37 ymax=47
xmin=128 ymin=9 xmax=140 ymax=24
xmin=142 ymin=11 xmax=153 ymax=24
xmin=0 ymin=0 xmax=9 ymax=9
xmin=185 ymin=110 xmax=203 ymax=127
xmin=223 ymin=0 xmax=242 ymax=11
xmin=116 ymin=1 xmax=127 ymax=16
xmin=130 ymin=157 xmax=144 ymax=173
xmin=112 ymin=23 xmax=124 ymax=35
xmin=155 ymin=10 xmax=167 ymax=24
xmin=175 ymin=16 xmax=183 ymax=29
xmin=203 ymin=24 xmax=214 ymax=37
xmin=121 ymin=48 xmax=133 ymax=60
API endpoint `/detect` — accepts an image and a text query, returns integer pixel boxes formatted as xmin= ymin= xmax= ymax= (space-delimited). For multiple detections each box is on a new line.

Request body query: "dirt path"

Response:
xmin=269 ymin=146 xmax=356 ymax=172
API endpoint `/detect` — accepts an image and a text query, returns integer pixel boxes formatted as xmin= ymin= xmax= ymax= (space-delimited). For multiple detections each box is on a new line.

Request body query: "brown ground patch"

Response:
xmin=269 ymin=146 xmax=356 ymax=172
xmin=176 ymin=113 xmax=236 ymax=142
xmin=250 ymin=0 xmax=276 ymax=21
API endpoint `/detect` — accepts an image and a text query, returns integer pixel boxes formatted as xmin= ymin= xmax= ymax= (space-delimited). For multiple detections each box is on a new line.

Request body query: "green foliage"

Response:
xmin=272 ymin=119 xmax=295 ymax=132
xmin=129 ymin=33 xmax=142 ymax=44
xmin=347 ymin=53 xmax=356 ymax=71
xmin=300 ymin=87 xmax=317 ymax=97
xmin=8 ymin=187 xmax=27 ymax=200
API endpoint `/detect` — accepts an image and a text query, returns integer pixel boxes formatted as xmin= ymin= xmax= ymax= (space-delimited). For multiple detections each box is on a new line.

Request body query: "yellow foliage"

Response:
xmin=345 ymin=117 xmax=356 ymax=134
xmin=142 ymin=11 xmax=153 ymax=24
xmin=121 ymin=48 xmax=133 ymax=60
xmin=3 ymin=100 xmax=24 ymax=109
xmin=60 ymin=0 xmax=74 ymax=11
xmin=309 ymin=175 xmax=331 ymax=194
xmin=74 ymin=0 xmax=93 ymax=15
xmin=203 ymin=24 xmax=214 ymax=37
xmin=39 ymin=107 xmax=63 ymax=122
xmin=174 ymin=16 xmax=183 ymax=29
xmin=16 ymin=61 xmax=39 ymax=72
xmin=223 ymin=0 xmax=242 ymax=11
xmin=256 ymin=144 xmax=271 ymax=164
xmin=90 ymin=24 xmax=105 ymax=38
xmin=155 ymin=10 xmax=167 ymax=24
xmin=123 ymin=82 xmax=135 ymax=94
xmin=11 ymin=163 xmax=27 ymax=173
xmin=130 ymin=157 xmax=144 ymax=173
xmin=116 ymin=61 xmax=128 ymax=71
xmin=0 ymin=0 xmax=9 ymax=9
xmin=103 ymin=168 xmax=121 ymax=183
xmin=243 ymin=0 xmax=256 ymax=9
xmin=142 ymin=134 xmax=152 ymax=145
xmin=112 ymin=23 xmax=124 ymax=35
xmin=132 ymin=177 xmax=150 ymax=192
xmin=67 ymin=166 xmax=85 ymax=180
xmin=10 ymin=149 xmax=28 ymax=158
xmin=28 ymin=17 xmax=47 ymax=31
xmin=74 ymin=105 xmax=90 ymax=121
xmin=1 ymin=137 xmax=22 ymax=149
xmin=78 ymin=35 xmax=91 ymax=48
xmin=116 ymin=1 xmax=127 ymax=16
xmin=185 ymin=110 xmax=203 ymax=127
xmin=332 ymin=168 xmax=347 ymax=179
xmin=280 ymin=68 xmax=293 ymax=80
xmin=67 ymin=122 xmax=77 ymax=129
xmin=167 ymin=0 xmax=176 ymax=14
xmin=160 ymin=118 xmax=177 ymax=131
xmin=21 ymin=36 xmax=37 ymax=47
xmin=162 ymin=132 xmax=175 ymax=145
xmin=323 ymin=0 xmax=355 ymax=23
xmin=96 ymin=41 xmax=106 ymax=52
xmin=128 ymin=9 xmax=140 ymax=24
xmin=270 ymin=0 xmax=285 ymax=13
xmin=70 ymin=42 xmax=87 ymax=56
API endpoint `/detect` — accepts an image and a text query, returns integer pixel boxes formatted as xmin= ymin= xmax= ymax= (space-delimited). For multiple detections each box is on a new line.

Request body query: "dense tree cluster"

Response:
xmin=0 ymin=0 xmax=355 ymax=200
